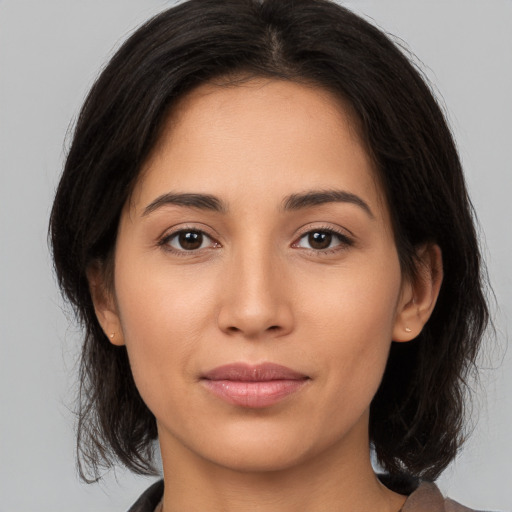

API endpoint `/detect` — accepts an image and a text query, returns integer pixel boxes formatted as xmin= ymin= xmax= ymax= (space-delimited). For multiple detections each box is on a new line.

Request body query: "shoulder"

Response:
xmin=127 ymin=477 xmax=500 ymax=512
xmin=127 ymin=480 xmax=164 ymax=512
xmin=403 ymin=481 xmax=498 ymax=512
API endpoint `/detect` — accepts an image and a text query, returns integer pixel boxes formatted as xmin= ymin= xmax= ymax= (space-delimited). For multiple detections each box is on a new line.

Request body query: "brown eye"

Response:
xmin=166 ymin=230 xmax=213 ymax=251
xmin=294 ymin=229 xmax=352 ymax=252
xmin=178 ymin=231 xmax=203 ymax=250
xmin=308 ymin=231 xmax=332 ymax=250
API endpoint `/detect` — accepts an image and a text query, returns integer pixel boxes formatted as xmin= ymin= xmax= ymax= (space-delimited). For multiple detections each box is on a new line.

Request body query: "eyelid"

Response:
xmin=291 ymin=225 xmax=355 ymax=252
xmin=294 ymin=220 xmax=355 ymax=238
xmin=158 ymin=224 xmax=221 ymax=254
xmin=156 ymin=223 xmax=354 ymax=256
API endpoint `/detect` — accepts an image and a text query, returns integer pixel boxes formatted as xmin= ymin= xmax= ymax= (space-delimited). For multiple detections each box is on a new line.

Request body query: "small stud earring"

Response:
xmin=405 ymin=327 xmax=412 ymax=333
xmin=109 ymin=333 xmax=115 ymax=339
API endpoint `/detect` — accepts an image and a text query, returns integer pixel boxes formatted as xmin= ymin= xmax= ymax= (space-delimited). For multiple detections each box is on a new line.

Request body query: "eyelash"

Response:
xmin=158 ymin=226 xmax=354 ymax=256
xmin=158 ymin=227 xmax=220 ymax=256
xmin=292 ymin=226 xmax=354 ymax=255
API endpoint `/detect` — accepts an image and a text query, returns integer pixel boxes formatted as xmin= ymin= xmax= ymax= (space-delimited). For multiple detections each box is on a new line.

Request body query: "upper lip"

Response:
xmin=201 ymin=363 xmax=308 ymax=381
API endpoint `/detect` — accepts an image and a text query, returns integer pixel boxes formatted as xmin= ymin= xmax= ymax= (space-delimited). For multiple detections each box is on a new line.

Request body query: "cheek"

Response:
xmin=300 ymin=253 xmax=402 ymax=341
xmin=301 ymin=257 xmax=402 ymax=404
xmin=113 ymin=258 xmax=218 ymax=410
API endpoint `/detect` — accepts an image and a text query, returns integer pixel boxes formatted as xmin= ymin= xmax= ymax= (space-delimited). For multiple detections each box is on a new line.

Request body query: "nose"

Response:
xmin=217 ymin=246 xmax=294 ymax=340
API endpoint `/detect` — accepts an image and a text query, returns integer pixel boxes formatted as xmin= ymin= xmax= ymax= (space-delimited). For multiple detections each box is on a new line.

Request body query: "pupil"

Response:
xmin=309 ymin=231 xmax=331 ymax=249
xmin=179 ymin=231 xmax=202 ymax=250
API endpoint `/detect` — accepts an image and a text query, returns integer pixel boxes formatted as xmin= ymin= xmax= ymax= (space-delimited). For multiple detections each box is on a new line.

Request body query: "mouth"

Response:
xmin=200 ymin=362 xmax=310 ymax=408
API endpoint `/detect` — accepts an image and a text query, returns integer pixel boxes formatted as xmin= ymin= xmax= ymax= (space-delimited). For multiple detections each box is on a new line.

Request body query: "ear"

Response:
xmin=86 ymin=261 xmax=125 ymax=346
xmin=392 ymin=243 xmax=443 ymax=342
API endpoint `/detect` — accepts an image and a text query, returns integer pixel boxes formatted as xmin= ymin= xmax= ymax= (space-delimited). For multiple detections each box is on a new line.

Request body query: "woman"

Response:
xmin=49 ymin=0 xmax=492 ymax=510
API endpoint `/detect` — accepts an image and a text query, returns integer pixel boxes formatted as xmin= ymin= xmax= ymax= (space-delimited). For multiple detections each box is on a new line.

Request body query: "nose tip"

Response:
xmin=217 ymin=258 xmax=294 ymax=339
xmin=220 ymin=310 xmax=292 ymax=339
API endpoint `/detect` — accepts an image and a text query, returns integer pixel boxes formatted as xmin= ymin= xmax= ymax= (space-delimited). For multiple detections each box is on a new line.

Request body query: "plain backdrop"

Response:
xmin=1 ymin=1 xmax=511 ymax=511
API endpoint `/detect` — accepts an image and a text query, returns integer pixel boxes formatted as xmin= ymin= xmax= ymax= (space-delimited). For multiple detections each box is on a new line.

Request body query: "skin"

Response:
xmin=90 ymin=79 xmax=442 ymax=512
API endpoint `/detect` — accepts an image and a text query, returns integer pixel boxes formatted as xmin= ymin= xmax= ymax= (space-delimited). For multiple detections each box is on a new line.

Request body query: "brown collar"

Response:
xmin=401 ymin=481 xmax=445 ymax=512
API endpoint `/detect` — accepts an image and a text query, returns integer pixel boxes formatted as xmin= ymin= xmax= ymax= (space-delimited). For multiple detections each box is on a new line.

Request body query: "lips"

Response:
xmin=201 ymin=363 xmax=309 ymax=408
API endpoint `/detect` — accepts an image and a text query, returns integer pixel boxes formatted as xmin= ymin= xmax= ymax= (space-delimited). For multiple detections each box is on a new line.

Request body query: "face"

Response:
xmin=98 ymin=79 xmax=419 ymax=473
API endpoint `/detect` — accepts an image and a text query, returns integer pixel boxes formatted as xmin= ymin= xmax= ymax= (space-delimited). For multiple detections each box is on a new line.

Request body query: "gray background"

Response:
xmin=1 ymin=1 xmax=510 ymax=510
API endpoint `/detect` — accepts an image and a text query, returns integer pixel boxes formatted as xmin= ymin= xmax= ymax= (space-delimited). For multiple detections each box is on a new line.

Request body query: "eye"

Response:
xmin=163 ymin=229 xmax=217 ymax=252
xmin=293 ymin=229 xmax=352 ymax=251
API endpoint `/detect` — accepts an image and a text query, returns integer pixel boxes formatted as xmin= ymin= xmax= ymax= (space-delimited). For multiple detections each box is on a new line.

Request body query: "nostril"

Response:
xmin=225 ymin=324 xmax=281 ymax=334
xmin=217 ymin=302 xmax=294 ymax=337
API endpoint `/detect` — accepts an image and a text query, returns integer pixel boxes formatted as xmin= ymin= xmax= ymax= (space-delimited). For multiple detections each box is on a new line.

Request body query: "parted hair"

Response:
xmin=49 ymin=0 xmax=489 ymax=482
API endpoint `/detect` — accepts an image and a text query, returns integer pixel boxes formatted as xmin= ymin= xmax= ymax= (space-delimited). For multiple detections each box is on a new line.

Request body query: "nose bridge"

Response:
xmin=218 ymin=235 xmax=293 ymax=338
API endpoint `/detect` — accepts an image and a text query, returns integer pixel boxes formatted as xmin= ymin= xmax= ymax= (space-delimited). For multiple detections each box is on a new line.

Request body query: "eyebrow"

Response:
xmin=142 ymin=193 xmax=227 ymax=216
xmin=142 ymin=189 xmax=374 ymax=218
xmin=282 ymin=190 xmax=374 ymax=218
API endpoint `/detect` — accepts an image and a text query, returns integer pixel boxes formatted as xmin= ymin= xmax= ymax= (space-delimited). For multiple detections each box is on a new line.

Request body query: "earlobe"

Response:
xmin=86 ymin=262 xmax=125 ymax=346
xmin=393 ymin=244 xmax=443 ymax=342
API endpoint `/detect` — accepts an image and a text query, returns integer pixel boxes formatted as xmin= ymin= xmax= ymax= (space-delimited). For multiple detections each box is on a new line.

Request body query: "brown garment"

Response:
xmin=128 ymin=478 xmax=489 ymax=512
xmin=400 ymin=481 xmax=486 ymax=512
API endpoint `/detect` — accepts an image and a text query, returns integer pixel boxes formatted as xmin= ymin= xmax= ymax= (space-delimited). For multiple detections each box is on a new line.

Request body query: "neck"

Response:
xmin=157 ymin=421 xmax=407 ymax=512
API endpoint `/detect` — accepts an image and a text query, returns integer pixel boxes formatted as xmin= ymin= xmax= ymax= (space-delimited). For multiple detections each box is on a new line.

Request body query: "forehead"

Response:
xmin=152 ymin=77 xmax=365 ymax=163
xmin=130 ymin=78 xmax=386 ymax=221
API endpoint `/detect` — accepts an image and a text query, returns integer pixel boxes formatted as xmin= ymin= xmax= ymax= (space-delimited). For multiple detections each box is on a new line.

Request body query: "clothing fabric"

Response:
xmin=128 ymin=480 xmax=163 ymax=512
xmin=127 ymin=476 xmax=489 ymax=512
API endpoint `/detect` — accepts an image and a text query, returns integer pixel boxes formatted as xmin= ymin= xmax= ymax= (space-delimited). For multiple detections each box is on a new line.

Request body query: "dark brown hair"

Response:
xmin=49 ymin=0 xmax=489 ymax=482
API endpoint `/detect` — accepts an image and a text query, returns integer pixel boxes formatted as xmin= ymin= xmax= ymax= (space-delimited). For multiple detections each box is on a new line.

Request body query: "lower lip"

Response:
xmin=201 ymin=379 xmax=308 ymax=408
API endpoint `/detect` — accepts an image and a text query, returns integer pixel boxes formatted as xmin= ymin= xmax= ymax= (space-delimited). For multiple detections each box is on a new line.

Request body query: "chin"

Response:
xmin=208 ymin=444 xmax=310 ymax=474
xmin=191 ymin=421 xmax=339 ymax=474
